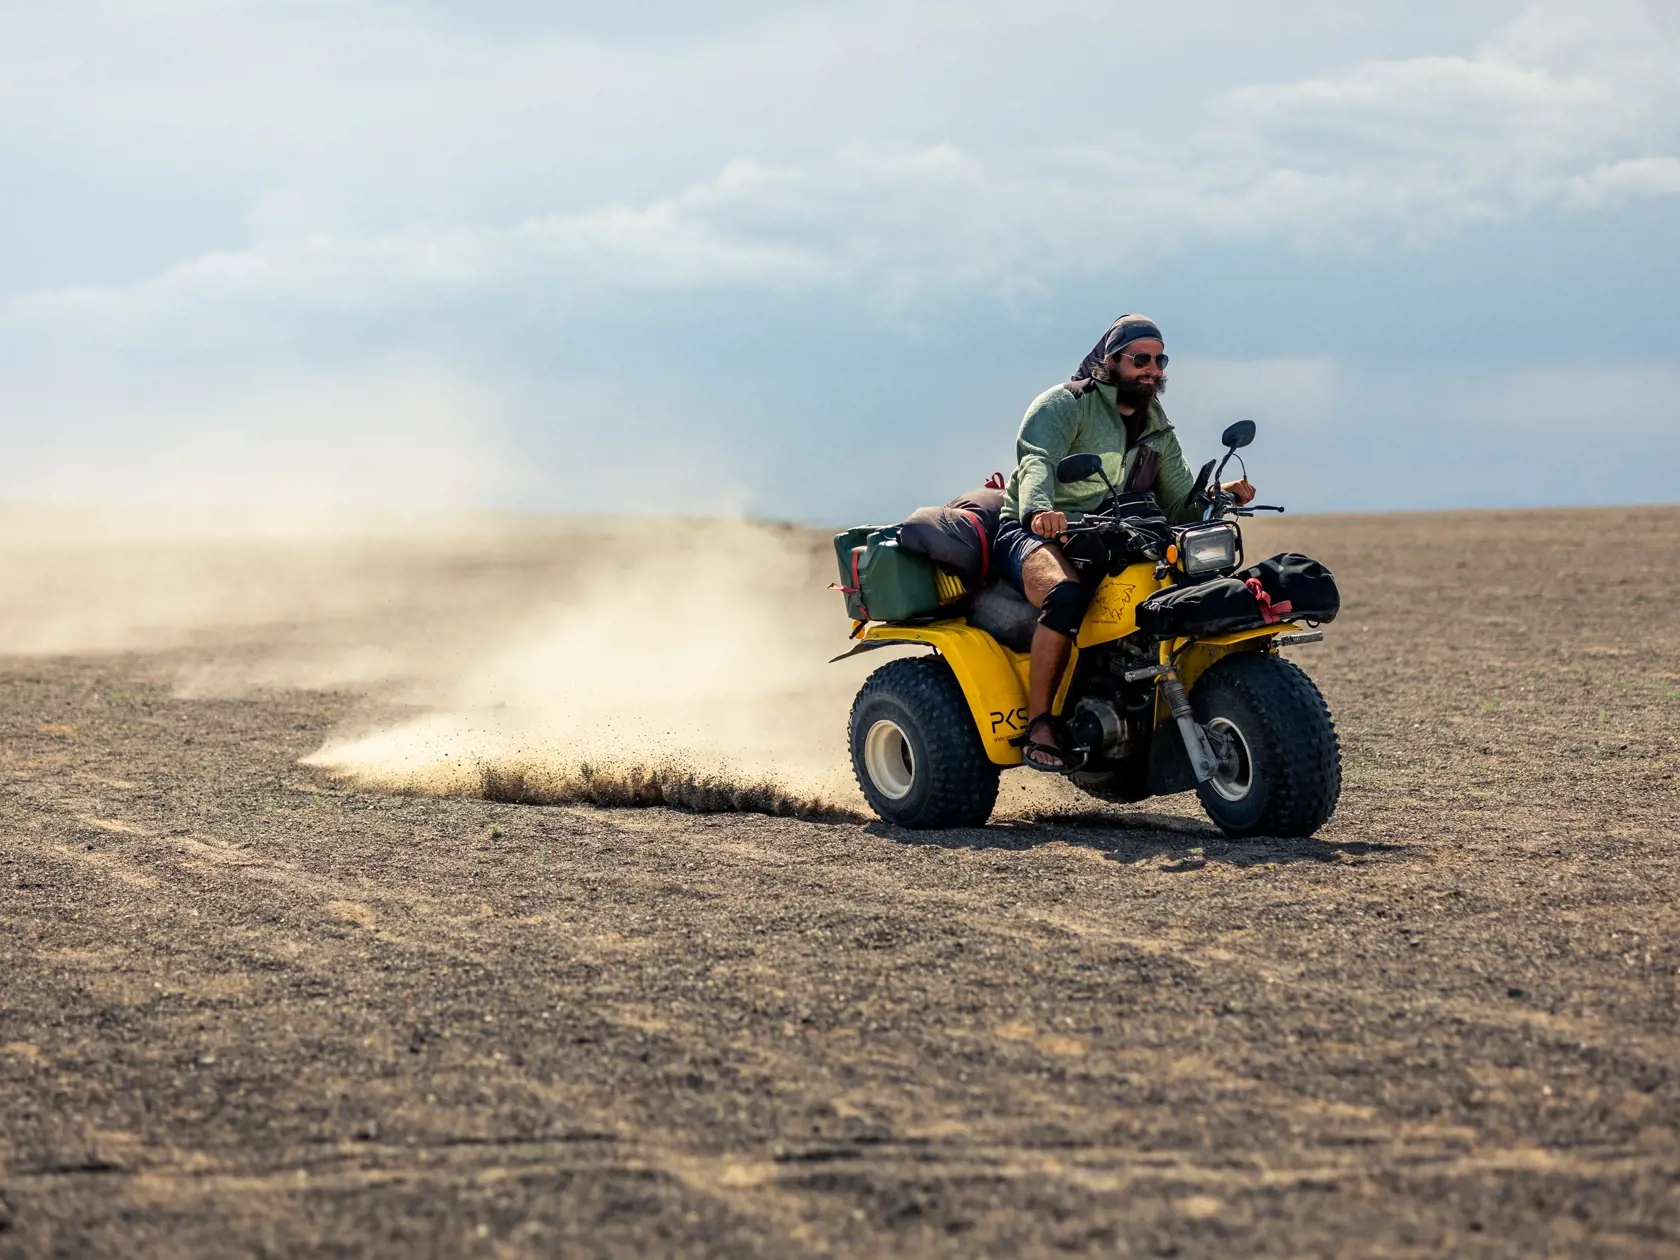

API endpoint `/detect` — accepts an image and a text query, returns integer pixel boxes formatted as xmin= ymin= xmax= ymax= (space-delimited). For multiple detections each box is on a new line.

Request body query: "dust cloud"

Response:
xmin=0 ymin=508 xmax=898 ymax=815
xmin=298 ymin=519 xmax=875 ymax=816
xmin=0 ymin=507 xmax=1092 ymax=820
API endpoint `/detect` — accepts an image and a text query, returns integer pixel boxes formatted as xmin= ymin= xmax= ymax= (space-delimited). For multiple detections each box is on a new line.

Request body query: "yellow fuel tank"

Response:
xmin=1076 ymin=562 xmax=1166 ymax=649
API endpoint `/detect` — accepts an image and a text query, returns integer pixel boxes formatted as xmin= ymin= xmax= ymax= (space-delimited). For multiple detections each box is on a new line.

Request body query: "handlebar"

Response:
xmin=1058 ymin=519 xmax=1110 ymax=535
xmin=1198 ymin=490 xmax=1285 ymax=521
xmin=1052 ymin=491 xmax=1286 ymax=538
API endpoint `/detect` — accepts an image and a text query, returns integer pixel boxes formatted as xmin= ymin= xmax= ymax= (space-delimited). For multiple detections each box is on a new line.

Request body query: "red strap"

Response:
xmin=957 ymin=508 xmax=989 ymax=577
xmin=1245 ymin=577 xmax=1294 ymax=625
xmin=984 ymin=471 xmax=1005 ymax=490
xmin=850 ymin=547 xmax=868 ymax=619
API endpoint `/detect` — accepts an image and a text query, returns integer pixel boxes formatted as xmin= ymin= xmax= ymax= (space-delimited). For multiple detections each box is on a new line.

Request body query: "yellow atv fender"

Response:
xmin=859 ymin=622 xmax=1030 ymax=766
xmin=1174 ymin=625 xmax=1296 ymax=687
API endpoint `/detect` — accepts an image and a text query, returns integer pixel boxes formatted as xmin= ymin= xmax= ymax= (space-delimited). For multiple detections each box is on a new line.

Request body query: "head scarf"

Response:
xmin=1071 ymin=314 xmax=1164 ymax=383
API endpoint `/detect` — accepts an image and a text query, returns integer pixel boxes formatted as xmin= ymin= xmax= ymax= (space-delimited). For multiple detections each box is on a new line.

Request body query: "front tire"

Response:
xmin=849 ymin=656 xmax=1000 ymax=829
xmin=1191 ymin=653 xmax=1340 ymax=838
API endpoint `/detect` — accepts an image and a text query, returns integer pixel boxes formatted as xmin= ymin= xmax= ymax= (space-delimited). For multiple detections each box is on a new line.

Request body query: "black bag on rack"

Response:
xmin=1135 ymin=577 xmax=1263 ymax=638
xmin=1135 ymin=552 xmax=1339 ymax=638
xmin=1243 ymin=552 xmax=1339 ymax=623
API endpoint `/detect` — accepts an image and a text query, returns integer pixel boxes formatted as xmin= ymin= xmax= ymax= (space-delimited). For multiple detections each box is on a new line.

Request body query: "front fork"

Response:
xmin=1130 ymin=630 xmax=1327 ymax=784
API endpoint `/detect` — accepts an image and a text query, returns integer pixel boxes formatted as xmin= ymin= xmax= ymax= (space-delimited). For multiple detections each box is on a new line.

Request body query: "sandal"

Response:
xmin=1018 ymin=713 xmax=1070 ymax=774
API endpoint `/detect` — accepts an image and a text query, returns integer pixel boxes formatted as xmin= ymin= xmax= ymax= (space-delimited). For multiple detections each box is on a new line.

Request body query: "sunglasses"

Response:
xmin=1125 ymin=352 xmax=1169 ymax=368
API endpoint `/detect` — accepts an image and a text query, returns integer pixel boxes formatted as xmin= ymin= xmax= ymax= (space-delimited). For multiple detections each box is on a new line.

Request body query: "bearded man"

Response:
xmin=995 ymin=314 xmax=1255 ymax=771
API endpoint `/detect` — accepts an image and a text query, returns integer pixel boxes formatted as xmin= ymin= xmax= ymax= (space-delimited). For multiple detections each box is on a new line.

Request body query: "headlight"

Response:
xmin=1177 ymin=523 xmax=1239 ymax=576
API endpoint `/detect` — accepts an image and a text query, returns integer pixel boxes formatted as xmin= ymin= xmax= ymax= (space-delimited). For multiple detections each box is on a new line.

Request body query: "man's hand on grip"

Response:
xmin=1031 ymin=511 xmax=1069 ymax=539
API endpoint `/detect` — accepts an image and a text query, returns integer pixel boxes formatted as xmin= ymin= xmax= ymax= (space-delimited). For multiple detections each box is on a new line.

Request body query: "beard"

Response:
xmin=1111 ymin=375 xmax=1166 ymax=409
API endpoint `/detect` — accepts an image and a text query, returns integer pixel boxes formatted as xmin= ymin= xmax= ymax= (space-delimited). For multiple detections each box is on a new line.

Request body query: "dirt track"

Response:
xmin=3 ymin=508 xmax=1679 ymax=1257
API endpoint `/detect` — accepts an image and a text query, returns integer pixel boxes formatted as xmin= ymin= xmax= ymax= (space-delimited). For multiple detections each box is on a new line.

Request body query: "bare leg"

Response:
xmin=1019 ymin=544 xmax=1079 ymax=768
xmin=1027 ymin=623 xmax=1074 ymax=727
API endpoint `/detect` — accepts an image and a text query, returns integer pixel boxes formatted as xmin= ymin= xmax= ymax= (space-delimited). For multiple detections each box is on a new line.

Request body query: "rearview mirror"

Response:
xmin=1220 ymin=419 xmax=1256 ymax=450
xmin=1056 ymin=453 xmax=1104 ymax=484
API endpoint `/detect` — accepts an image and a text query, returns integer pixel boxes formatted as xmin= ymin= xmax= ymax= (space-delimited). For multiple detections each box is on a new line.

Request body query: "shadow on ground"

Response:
xmin=867 ymin=810 xmax=1407 ymax=868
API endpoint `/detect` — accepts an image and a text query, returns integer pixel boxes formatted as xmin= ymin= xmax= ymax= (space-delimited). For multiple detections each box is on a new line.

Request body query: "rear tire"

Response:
xmin=849 ymin=656 xmax=1000 ymax=829
xmin=1190 ymin=653 xmax=1340 ymax=838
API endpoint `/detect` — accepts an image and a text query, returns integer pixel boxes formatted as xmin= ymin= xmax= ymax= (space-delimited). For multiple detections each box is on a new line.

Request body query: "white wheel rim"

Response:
xmin=864 ymin=719 xmax=916 ymax=800
xmin=1206 ymin=716 xmax=1254 ymax=803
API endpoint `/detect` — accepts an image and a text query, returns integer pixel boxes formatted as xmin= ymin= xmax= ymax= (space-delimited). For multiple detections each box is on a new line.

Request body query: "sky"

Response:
xmin=1 ymin=0 xmax=1677 ymax=521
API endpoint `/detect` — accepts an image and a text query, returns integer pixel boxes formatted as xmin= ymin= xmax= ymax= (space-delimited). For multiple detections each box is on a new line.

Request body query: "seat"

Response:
xmin=966 ymin=581 xmax=1038 ymax=653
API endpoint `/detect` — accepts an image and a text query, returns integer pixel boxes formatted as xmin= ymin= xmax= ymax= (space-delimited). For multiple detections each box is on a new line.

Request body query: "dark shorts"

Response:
xmin=997 ymin=517 xmax=1114 ymax=595
xmin=995 ymin=517 xmax=1047 ymax=595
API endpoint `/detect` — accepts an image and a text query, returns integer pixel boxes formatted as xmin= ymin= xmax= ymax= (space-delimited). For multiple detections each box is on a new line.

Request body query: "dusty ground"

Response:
xmin=2 ymin=508 xmax=1678 ymax=1258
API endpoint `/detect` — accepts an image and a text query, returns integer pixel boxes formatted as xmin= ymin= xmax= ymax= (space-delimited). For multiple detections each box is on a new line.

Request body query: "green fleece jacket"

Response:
xmin=1001 ymin=380 xmax=1200 ymax=526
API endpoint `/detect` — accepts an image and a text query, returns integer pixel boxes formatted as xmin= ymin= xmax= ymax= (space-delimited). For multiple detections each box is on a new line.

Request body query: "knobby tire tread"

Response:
xmin=850 ymin=656 xmax=999 ymax=829
xmin=1195 ymin=652 xmax=1340 ymax=837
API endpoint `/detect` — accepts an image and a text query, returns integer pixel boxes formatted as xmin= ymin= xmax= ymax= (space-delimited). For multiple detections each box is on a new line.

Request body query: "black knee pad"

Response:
xmin=1038 ymin=579 xmax=1089 ymax=638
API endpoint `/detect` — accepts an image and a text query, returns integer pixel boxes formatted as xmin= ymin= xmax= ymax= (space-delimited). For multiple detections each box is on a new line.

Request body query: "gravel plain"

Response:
xmin=2 ymin=508 xmax=1678 ymax=1258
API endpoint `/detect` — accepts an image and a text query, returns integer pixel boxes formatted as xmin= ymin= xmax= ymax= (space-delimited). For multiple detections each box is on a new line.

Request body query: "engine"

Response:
xmin=1068 ymin=696 xmax=1132 ymax=759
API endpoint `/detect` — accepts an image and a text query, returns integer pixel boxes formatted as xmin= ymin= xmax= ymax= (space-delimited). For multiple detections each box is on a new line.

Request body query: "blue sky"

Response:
xmin=1 ymin=0 xmax=1676 ymax=520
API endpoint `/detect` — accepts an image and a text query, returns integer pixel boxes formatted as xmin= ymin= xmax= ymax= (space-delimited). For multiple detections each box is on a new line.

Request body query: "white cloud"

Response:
xmin=1564 ymin=156 xmax=1680 ymax=207
xmin=1 ymin=0 xmax=1675 ymax=516
xmin=7 ymin=0 xmax=1675 ymax=334
xmin=9 ymin=194 xmax=831 ymax=335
